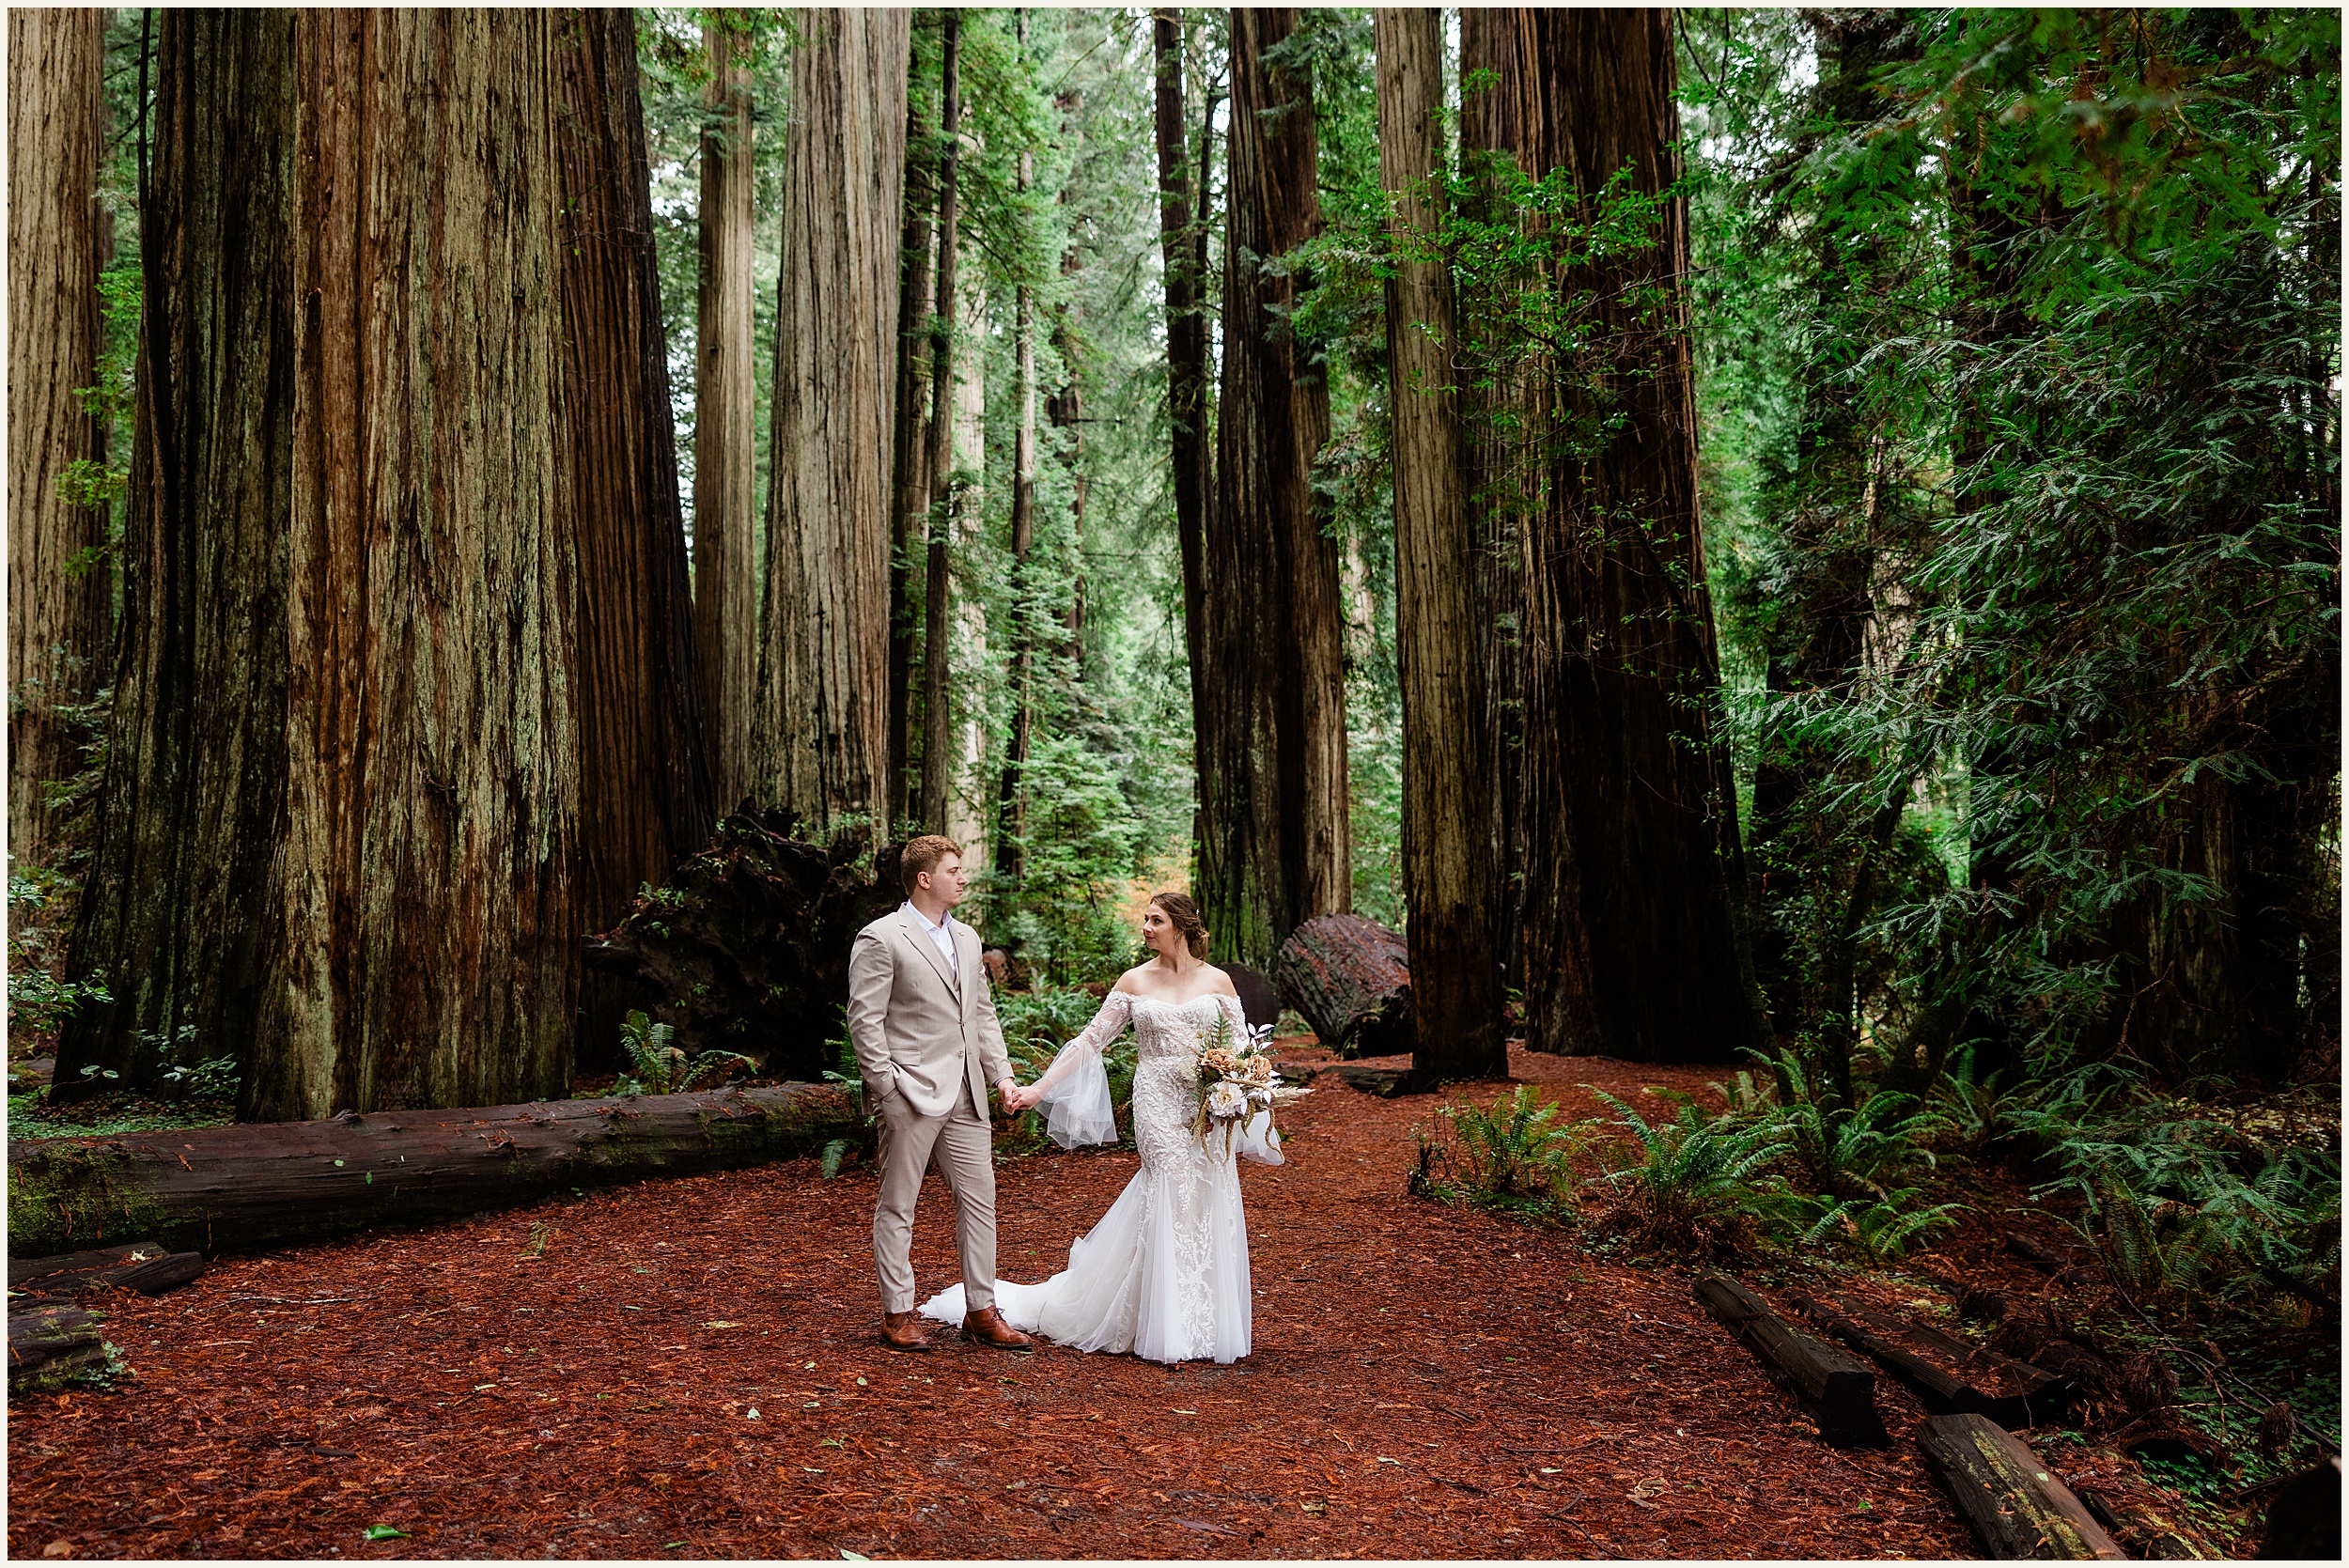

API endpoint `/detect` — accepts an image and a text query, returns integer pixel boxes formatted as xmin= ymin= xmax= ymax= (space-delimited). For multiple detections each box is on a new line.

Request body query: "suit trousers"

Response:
xmin=873 ymin=1087 xmax=996 ymax=1314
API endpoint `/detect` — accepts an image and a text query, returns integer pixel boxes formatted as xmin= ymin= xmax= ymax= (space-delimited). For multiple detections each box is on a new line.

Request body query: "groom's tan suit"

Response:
xmin=847 ymin=904 xmax=1015 ymax=1314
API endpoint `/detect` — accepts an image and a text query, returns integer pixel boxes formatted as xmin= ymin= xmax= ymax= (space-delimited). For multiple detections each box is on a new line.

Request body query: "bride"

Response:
xmin=917 ymin=892 xmax=1272 ymax=1365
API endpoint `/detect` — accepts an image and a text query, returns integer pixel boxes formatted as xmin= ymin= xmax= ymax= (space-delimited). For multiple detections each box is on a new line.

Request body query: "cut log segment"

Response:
xmin=8 ymin=1081 xmax=836 ymax=1258
xmin=1917 ymin=1412 xmax=2126 ymax=1560
xmin=8 ymin=1302 xmax=107 ymax=1390
xmin=1270 ymin=914 xmax=1412 ymax=1059
xmin=1693 ymin=1273 xmax=1885 ymax=1447
xmin=8 ymin=1240 xmax=205 ymax=1296
xmin=2077 ymin=1485 xmax=2208 ymax=1560
xmin=1790 ymin=1292 xmax=2069 ymax=1429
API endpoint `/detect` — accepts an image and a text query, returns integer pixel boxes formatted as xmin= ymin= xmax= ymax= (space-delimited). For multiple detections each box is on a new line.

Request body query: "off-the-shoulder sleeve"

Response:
xmin=1027 ymin=990 xmax=1133 ymax=1148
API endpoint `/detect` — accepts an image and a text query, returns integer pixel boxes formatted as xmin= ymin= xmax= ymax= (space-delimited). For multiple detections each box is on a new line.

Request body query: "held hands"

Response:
xmin=999 ymin=1077 xmax=1040 ymax=1114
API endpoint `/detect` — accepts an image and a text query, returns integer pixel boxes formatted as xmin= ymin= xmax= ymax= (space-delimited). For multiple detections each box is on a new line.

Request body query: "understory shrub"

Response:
xmin=1409 ymin=1085 xmax=1587 ymax=1220
xmin=1587 ymin=1089 xmax=1792 ymax=1259
xmin=613 ymin=1010 xmax=753 ymax=1097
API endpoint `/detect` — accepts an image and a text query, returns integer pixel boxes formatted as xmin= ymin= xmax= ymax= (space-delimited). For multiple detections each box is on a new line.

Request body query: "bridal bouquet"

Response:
xmin=1191 ymin=1009 xmax=1309 ymax=1158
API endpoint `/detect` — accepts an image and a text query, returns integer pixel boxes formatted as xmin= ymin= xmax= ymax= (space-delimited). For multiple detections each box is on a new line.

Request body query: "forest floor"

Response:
xmin=3 ymin=1043 xmax=2282 ymax=1560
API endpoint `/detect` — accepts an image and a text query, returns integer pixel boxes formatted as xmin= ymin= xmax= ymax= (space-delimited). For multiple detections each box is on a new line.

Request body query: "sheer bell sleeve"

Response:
xmin=1029 ymin=989 xmax=1131 ymax=1149
xmin=1219 ymin=994 xmax=1285 ymax=1167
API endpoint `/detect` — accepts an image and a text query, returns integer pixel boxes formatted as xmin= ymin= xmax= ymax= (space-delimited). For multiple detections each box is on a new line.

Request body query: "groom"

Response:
xmin=845 ymin=834 xmax=1034 ymax=1353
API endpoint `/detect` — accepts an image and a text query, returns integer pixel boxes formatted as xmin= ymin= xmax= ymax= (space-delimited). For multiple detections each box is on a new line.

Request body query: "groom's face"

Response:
xmin=921 ymin=853 xmax=969 ymax=908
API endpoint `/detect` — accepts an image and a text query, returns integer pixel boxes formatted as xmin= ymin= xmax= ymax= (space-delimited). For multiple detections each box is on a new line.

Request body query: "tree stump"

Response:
xmin=1693 ymin=1274 xmax=1885 ymax=1446
xmin=1270 ymin=915 xmax=1411 ymax=1059
xmin=1917 ymin=1412 xmax=2126 ymax=1559
xmin=583 ymin=809 xmax=905 ymax=1081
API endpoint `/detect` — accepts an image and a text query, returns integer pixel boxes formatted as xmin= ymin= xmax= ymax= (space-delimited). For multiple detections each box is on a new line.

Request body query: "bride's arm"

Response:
xmin=1016 ymin=989 xmax=1133 ymax=1104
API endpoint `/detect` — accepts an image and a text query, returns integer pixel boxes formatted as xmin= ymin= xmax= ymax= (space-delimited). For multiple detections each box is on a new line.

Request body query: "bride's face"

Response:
xmin=1141 ymin=904 xmax=1176 ymax=956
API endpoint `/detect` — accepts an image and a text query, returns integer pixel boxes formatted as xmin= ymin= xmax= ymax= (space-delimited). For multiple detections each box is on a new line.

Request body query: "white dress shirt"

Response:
xmin=902 ymin=900 xmax=958 ymax=979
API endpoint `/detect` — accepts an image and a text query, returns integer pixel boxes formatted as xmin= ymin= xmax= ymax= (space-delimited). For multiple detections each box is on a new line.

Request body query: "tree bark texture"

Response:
xmin=1375 ymin=8 xmax=1503 ymax=1082
xmin=557 ymin=8 xmax=714 ymax=934
xmin=694 ymin=16 xmax=759 ymax=815
xmin=1484 ymin=9 xmax=1759 ymax=1063
xmin=998 ymin=10 xmax=1038 ymax=885
xmin=917 ymin=14 xmax=962 ymax=835
xmin=7 ymin=7 xmax=111 ymax=869
xmin=1203 ymin=7 xmax=1350 ymax=967
xmin=58 ymin=9 xmax=578 ymax=1120
xmin=1270 ymin=913 xmax=1413 ymax=1061
xmin=886 ymin=88 xmax=938 ymax=831
xmin=1458 ymin=9 xmax=1533 ymax=1001
xmin=1155 ymin=8 xmax=1215 ymax=871
xmin=753 ymin=7 xmax=909 ymax=826
xmin=6 ymin=1081 xmax=837 ymax=1260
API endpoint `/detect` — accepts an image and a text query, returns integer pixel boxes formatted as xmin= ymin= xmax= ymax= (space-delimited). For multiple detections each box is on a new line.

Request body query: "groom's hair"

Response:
xmin=900 ymin=834 xmax=962 ymax=893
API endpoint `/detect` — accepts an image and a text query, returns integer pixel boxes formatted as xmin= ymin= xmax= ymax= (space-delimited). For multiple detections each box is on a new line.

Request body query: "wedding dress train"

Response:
xmin=918 ymin=990 xmax=1268 ymax=1365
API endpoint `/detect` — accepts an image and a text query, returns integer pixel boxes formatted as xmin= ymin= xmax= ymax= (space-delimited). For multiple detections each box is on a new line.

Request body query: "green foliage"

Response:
xmin=612 ymin=1010 xmax=753 ymax=1097
xmin=1410 ymin=1086 xmax=1587 ymax=1220
xmin=1587 ymin=1088 xmax=1793 ymax=1260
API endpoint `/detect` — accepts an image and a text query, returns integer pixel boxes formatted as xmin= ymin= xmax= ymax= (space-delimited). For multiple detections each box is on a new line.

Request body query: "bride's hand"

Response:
xmin=1001 ymin=1080 xmax=1038 ymax=1113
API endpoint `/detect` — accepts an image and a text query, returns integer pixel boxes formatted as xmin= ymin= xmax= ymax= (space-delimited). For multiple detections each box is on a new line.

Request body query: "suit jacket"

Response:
xmin=846 ymin=906 xmax=1014 ymax=1120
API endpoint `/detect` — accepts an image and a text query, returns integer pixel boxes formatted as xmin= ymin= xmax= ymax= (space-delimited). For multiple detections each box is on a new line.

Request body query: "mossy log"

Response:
xmin=1694 ymin=1273 xmax=1885 ymax=1447
xmin=8 ymin=1302 xmax=107 ymax=1390
xmin=8 ymin=1081 xmax=838 ymax=1258
xmin=1917 ymin=1412 xmax=2126 ymax=1560
xmin=1270 ymin=914 xmax=1411 ymax=1059
xmin=582 ymin=809 xmax=904 ymax=1081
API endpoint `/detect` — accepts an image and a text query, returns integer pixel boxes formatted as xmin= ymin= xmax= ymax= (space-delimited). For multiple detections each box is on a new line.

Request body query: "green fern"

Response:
xmin=614 ymin=1009 xmax=754 ymax=1097
xmin=1588 ymin=1088 xmax=1792 ymax=1258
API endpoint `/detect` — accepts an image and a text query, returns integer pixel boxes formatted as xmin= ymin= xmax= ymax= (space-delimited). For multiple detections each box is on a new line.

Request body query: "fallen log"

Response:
xmin=1789 ymin=1293 xmax=1976 ymax=1414
xmin=8 ymin=1302 xmax=109 ymax=1391
xmin=8 ymin=1240 xmax=205 ymax=1296
xmin=1270 ymin=915 xmax=1411 ymax=1060
xmin=2076 ymin=1485 xmax=2207 ymax=1560
xmin=8 ymin=1081 xmax=841 ymax=1258
xmin=1799 ymin=1293 xmax=2069 ymax=1429
xmin=1216 ymin=964 xmax=1283 ymax=1032
xmin=1917 ymin=1412 xmax=2126 ymax=1560
xmin=582 ymin=810 xmax=904 ymax=1081
xmin=1694 ymin=1274 xmax=1885 ymax=1447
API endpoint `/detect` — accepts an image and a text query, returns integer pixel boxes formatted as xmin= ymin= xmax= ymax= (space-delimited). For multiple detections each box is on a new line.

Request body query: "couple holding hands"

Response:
xmin=847 ymin=835 xmax=1269 ymax=1367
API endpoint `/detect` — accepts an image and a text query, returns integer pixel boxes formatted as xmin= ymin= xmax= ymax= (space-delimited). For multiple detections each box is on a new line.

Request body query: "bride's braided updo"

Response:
xmin=1149 ymin=891 xmax=1211 ymax=960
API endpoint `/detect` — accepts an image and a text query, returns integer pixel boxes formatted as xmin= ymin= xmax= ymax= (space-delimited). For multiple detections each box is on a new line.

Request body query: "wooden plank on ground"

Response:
xmin=1918 ymin=1412 xmax=2126 ymax=1560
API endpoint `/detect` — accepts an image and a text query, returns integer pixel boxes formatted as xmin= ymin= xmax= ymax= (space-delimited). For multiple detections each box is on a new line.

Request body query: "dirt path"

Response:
xmin=8 ymin=1048 xmax=1977 ymax=1560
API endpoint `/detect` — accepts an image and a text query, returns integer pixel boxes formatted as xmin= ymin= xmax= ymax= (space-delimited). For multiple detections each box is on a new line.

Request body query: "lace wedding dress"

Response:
xmin=917 ymin=990 xmax=1273 ymax=1365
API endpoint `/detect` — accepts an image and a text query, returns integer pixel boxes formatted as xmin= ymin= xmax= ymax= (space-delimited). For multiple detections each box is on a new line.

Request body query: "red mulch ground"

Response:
xmin=7 ymin=1045 xmax=2190 ymax=1560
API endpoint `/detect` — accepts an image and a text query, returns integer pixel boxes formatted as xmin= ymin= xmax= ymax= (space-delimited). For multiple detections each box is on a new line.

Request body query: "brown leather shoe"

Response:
xmin=962 ymin=1305 xmax=1034 ymax=1349
xmin=879 ymin=1310 xmax=930 ymax=1352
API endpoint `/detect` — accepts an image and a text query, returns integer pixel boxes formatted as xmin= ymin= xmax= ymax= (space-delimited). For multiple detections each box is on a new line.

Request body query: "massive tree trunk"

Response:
xmin=997 ymin=9 xmax=1039 ymax=886
xmin=887 ymin=84 xmax=938 ymax=833
xmin=59 ymin=9 xmax=578 ymax=1118
xmin=8 ymin=8 xmax=111 ymax=870
xmin=694 ymin=15 xmax=759 ymax=815
xmin=1458 ymin=10 xmax=1533 ymax=1009
xmin=1155 ymin=8 xmax=1216 ymax=888
xmin=1376 ymin=8 xmax=1502 ymax=1081
xmin=1503 ymin=9 xmax=1759 ymax=1063
xmin=753 ymin=7 xmax=909 ymax=826
xmin=1203 ymin=7 xmax=1350 ymax=967
xmin=557 ymin=8 xmax=714 ymax=934
xmin=916 ymin=14 xmax=962 ymax=835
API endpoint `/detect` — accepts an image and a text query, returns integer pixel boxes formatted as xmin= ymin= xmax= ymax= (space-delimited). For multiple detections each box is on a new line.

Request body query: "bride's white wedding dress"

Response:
xmin=917 ymin=989 xmax=1273 ymax=1365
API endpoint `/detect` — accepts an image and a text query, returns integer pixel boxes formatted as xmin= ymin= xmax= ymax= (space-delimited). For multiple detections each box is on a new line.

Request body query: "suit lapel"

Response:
xmin=896 ymin=907 xmax=960 ymax=998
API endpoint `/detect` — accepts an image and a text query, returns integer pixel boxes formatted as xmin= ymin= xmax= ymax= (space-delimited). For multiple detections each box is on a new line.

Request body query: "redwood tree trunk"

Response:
xmin=694 ymin=16 xmax=759 ymax=815
xmin=1506 ymin=9 xmax=1759 ymax=1063
xmin=1204 ymin=7 xmax=1350 ymax=966
xmin=1155 ymin=8 xmax=1214 ymax=878
xmin=887 ymin=85 xmax=938 ymax=832
xmin=558 ymin=8 xmax=714 ymax=933
xmin=916 ymin=13 xmax=962 ymax=835
xmin=7 ymin=7 xmax=110 ymax=870
xmin=753 ymin=7 xmax=909 ymax=825
xmin=1376 ymin=8 xmax=1502 ymax=1081
xmin=60 ymin=9 xmax=579 ymax=1117
xmin=998 ymin=8 xmax=1039 ymax=884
